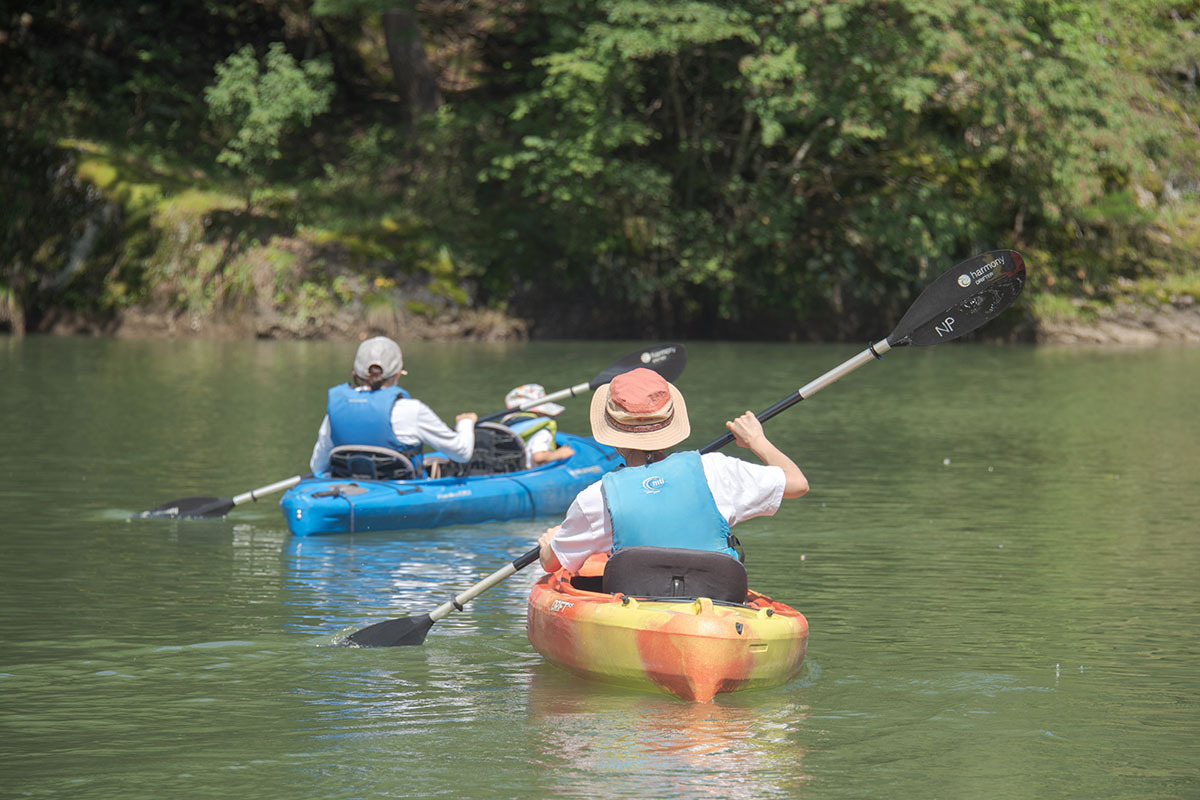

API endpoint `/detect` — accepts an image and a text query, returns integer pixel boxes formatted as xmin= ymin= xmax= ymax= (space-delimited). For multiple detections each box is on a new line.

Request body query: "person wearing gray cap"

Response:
xmin=308 ymin=337 xmax=477 ymax=477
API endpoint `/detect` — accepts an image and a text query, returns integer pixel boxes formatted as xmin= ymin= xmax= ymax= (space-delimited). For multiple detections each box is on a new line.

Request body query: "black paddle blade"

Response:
xmin=139 ymin=496 xmax=235 ymax=519
xmin=590 ymin=342 xmax=687 ymax=389
xmin=343 ymin=614 xmax=436 ymax=647
xmin=889 ymin=250 xmax=1026 ymax=347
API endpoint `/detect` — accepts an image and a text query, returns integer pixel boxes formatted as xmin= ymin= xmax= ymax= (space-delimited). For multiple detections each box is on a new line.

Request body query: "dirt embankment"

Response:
xmin=1032 ymin=299 xmax=1200 ymax=346
xmin=32 ymin=303 xmax=527 ymax=343
xmin=28 ymin=298 xmax=1200 ymax=346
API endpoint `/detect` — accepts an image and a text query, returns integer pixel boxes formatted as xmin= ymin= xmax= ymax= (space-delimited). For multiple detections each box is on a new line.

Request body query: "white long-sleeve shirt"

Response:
xmin=309 ymin=393 xmax=475 ymax=474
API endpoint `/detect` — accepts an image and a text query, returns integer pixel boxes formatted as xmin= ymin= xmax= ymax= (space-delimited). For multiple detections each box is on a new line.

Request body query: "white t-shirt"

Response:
xmin=309 ymin=391 xmax=475 ymax=474
xmin=549 ymin=451 xmax=787 ymax=573
xmin=524 ymin=427 xmax=556 ymax=468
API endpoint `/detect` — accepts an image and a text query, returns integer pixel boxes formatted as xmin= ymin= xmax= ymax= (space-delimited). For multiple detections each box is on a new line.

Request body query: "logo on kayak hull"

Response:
xmin=567 ymin=466 xmax=603 ymax=478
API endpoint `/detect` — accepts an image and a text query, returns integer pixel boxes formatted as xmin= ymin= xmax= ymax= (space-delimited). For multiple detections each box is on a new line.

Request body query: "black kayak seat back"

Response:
xmin=602 ymin=546 xmax=748 ymax=604
xmin=329 ymin=445 xmax=420 ymax=481
xmin=463 ymin=422 xmax=526 ymax=476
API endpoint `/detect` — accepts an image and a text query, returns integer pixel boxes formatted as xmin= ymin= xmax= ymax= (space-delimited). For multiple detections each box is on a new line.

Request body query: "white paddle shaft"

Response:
xmin=232 ymin=475 xmax=305 ymax=506
xmin=797 ymin=339 xmax=892 ymax=399
xmin=531 ymin=381 xmax=591 ymax=407
xmin=428 ymin=562 xmax=520 ymax=623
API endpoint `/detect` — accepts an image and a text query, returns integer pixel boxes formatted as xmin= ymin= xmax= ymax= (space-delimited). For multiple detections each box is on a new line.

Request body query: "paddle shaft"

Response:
xmin=231 ymin=475 xmax=307 ymax=506
xmin=477 ymin=381 xmax=591 ymax=423
xmin=348 ymin=341 xmax=888 ymax=643
xmin=476 ymin=343 xmax=687 ymax=423
xmin=699 ymin=338 xmax=891 ymax=453
xmin=427 ymin=548 xmax=541 ymax=624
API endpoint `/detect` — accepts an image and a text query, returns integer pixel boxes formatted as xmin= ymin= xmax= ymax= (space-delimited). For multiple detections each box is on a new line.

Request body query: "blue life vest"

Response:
xmin=602 ymin=451 xmax=736 ymax=559
xmin=326 ymin=383 xmax=417 ymax=456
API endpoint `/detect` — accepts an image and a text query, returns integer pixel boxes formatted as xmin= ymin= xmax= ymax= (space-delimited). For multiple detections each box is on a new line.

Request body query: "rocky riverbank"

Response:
xmin=1032 ymin=298 xmax=1200 ymax=346
xmin=23 ymin=296 xmax=1200 ymax=347
xmin=32 ymin=303 xmax=528 ymax=343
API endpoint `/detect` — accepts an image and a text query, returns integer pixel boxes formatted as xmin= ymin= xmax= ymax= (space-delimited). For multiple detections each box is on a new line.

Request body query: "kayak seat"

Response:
xmin=329 ymin=445 xmax=421 ymax=481
xmin=462 ymin=422 xmax=527 ymax=476
xmin=602 ymin=546 xmax=748 ymax=604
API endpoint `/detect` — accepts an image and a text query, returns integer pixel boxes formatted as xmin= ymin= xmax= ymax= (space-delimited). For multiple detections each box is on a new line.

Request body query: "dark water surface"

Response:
xmin=2 ymin=337 xmax=1197 ymax=799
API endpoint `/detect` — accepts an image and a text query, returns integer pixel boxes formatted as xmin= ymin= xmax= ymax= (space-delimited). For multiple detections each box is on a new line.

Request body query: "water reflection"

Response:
xmin=280 ymin=522 xmax=544 ymax=637
xmin=524 ymin=667 xmax=813 ymax=800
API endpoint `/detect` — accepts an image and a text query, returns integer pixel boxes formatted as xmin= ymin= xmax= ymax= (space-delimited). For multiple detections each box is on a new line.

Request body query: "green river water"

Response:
xmin=1 ymin=336 xmax=1197 ymax=799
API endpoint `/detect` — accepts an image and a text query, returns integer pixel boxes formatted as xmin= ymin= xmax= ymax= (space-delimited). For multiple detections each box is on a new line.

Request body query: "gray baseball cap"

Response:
xmin=353 ymin=336 xmax=405 ymax=379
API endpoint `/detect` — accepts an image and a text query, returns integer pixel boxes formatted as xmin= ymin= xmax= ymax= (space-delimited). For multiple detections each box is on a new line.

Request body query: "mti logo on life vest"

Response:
xmin=642 ymin=475 xmax=665 ymax=494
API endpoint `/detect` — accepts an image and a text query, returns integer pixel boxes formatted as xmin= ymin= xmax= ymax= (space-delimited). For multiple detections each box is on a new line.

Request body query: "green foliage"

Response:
xmin=5 ymin=0 xmax=1198 ymax=338
xmin=204 ymin=43 xmax=334 ymax=201
xmin=452 ymin=0 xmax=1200 ymax=336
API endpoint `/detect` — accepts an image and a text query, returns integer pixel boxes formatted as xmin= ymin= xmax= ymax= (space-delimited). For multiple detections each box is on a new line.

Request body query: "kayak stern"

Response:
xmin=527 ymin=555 xmax=808 ymax=702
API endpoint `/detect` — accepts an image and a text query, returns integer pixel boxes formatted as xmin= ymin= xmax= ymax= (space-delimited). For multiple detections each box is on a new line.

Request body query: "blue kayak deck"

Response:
xmin=279 ymin=432 xmax=621 ymax=536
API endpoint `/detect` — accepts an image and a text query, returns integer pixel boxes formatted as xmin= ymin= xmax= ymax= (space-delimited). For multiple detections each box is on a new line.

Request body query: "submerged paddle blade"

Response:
xmin=590 ymin=342 xmax=687 ymax=388
xmin=889 ymin=250 xmax=1026 ymax=347
xmin=344 ymin=614 xmax=436 ymax=647
xmin=139 ymin=496 xmax=236 ymax=519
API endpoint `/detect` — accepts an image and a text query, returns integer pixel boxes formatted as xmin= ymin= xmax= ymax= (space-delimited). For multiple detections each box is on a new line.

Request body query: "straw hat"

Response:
xmin=353 ymin=336 xmax=406 ymax=379
xmin=589 ymin=368 xmax=690 ymax=450
xmin=505 ymin=384 xmax=566 ymax=416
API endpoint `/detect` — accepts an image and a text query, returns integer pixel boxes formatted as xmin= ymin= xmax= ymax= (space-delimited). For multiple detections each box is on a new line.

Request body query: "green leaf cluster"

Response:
xmin=204 ymin=43 xmax=334 ymax=198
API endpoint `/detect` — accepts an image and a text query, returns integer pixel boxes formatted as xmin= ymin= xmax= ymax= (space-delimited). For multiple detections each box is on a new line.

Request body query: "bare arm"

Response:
xmin=531 ymin=445 xmax=575 ymax=465
xmin=726 ymin=411 xmax=809 ymax=499
xmin=538 ymin=525 xmax=563 ymax=572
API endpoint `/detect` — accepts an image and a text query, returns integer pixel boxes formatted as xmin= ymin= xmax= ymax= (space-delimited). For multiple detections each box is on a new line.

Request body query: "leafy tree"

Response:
xmin=204 ymin=42 xmax=335 ymax=205
xmin=463 ymin=0 xmax=1199 ymax=338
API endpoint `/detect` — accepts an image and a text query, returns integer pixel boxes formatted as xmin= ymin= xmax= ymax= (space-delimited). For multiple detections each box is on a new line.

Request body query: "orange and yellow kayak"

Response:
xmin=526 ymin=554 xmax=808 ymax=703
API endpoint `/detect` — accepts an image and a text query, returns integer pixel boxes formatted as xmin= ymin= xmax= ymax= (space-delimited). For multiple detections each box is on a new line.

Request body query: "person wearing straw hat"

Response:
xmin=537 ymin=367 xmax=808 ymax=574
xmin=501 ymin=383 xmax=576 ymax=468
xmin=309 ymin=336 xmax=477 ymax=475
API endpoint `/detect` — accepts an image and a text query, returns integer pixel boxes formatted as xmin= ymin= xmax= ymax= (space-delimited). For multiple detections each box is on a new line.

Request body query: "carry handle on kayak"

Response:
xmin=343 ymin=251 xmax=1026 ymax=647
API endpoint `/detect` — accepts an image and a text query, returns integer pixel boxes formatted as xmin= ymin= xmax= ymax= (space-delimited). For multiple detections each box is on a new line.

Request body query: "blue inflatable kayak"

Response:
xmin=279 ymin=432 xmax=621 ymax=536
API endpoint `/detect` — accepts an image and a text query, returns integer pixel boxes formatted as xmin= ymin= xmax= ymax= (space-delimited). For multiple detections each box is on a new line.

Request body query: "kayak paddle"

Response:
xmin=476 ymin=342 xmax=687 ymax=423
xmin=699 ymin=249 xmax=1026 ymax=451
xmin=343 ymin=249 xmax=1026 ymax=647
xmin=139 ymin=474 xmax=310 ymax=520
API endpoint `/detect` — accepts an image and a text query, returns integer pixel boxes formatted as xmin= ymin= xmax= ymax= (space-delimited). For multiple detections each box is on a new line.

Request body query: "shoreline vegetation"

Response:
xmin=21 ymin=272 xmax=1200 ymax=347
xmin=4 ymin=4 xmax=1199 ymax=348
